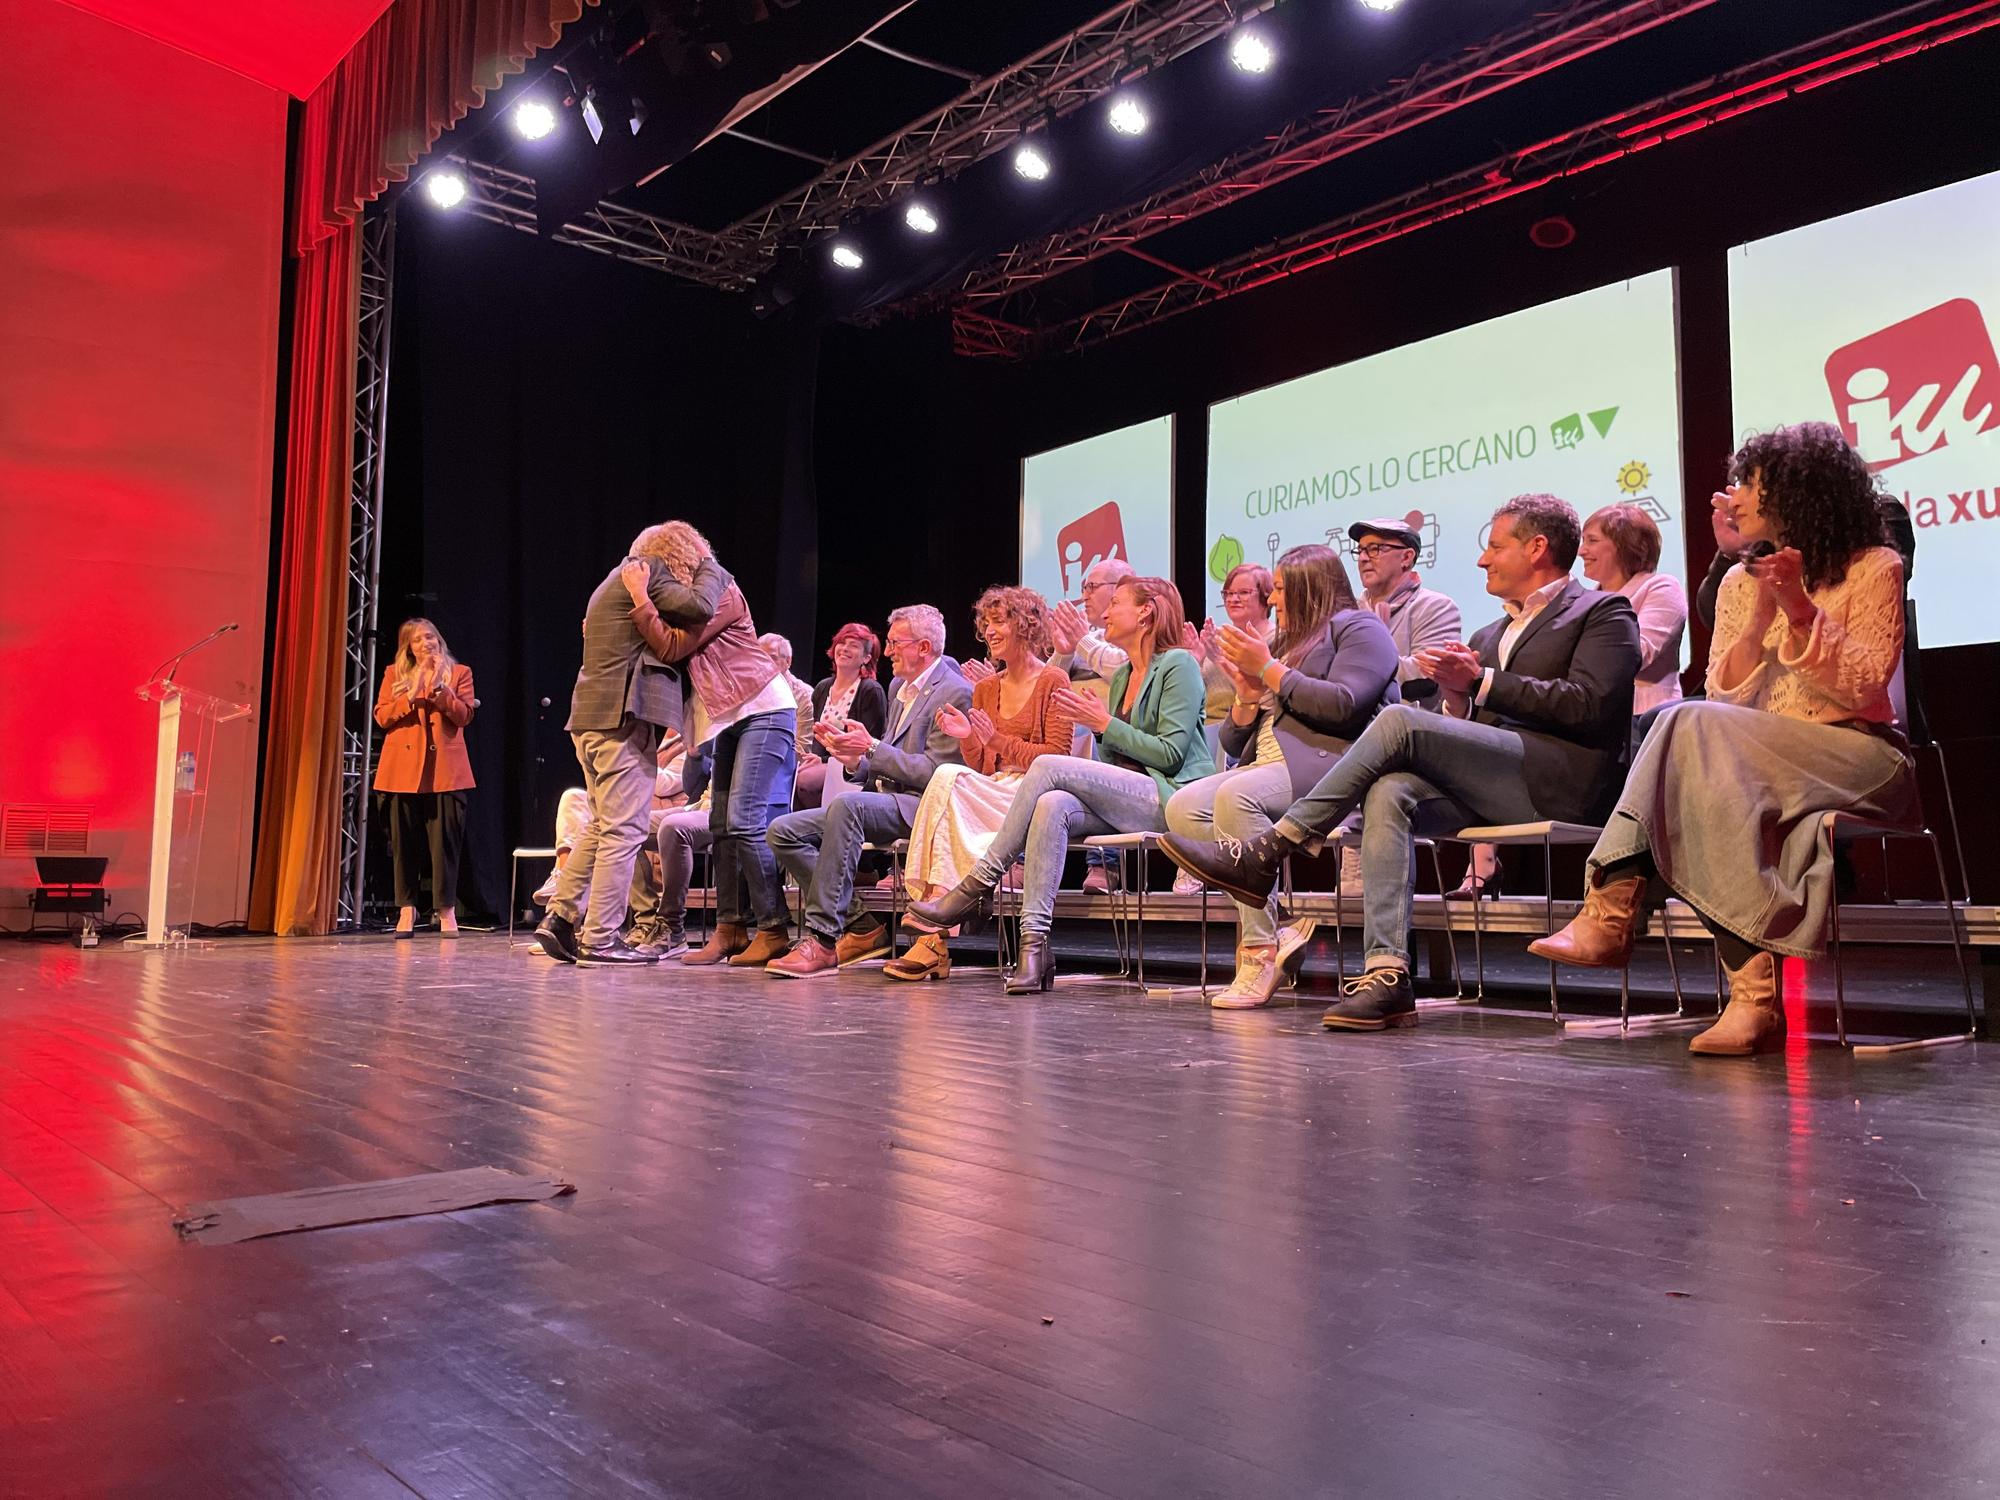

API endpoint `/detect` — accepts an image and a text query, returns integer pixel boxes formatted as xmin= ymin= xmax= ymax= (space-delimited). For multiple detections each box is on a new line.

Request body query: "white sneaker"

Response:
xmin=1173 ymin=869 xmax=1202 ymax=896
xmin=1274 ymin=918 xmax=1318 ymax=988
xmin=1211 ymin=955 xmax=1282 ymax=1009
xmin=1336 ymin=844 xmax=1364 ymax=901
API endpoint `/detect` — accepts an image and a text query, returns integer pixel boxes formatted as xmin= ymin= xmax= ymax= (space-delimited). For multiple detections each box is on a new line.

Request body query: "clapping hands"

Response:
xmin=1744 ymin=545 xmax=1812 ymax=626
xmin=1413 ymin=644 xmax=1482 ymax=695
xmin=1052 ymin=684 xmax=1111 ymax=734
xmin=816 ymin=717 xmax=873 ymax=768
xmin=1049 ymin=600 xmax=1090 ymax=655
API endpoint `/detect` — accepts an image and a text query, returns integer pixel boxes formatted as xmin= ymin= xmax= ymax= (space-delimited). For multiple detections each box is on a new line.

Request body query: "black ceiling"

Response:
xmin=430 ymin=0 xmax=1984 ymax=338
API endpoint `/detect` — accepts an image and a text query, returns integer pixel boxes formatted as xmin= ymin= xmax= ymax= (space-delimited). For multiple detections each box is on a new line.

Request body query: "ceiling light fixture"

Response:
xmin=1230 ymin=31 xmax=1274 ymax=73
xmin=1107 ymin=95 xmax=1148 ymax=136
xmin=425 ymin=172 xmax=467 ymax=209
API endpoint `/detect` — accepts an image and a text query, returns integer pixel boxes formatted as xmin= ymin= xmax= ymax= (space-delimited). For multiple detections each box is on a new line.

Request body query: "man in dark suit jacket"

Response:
xmin=536 ymin=527 xmax=723 ymax=966
xmin=766 ymin=604 xmax=971 ymax=978
xmin=1162 ymin=495 xmax=1641 ymax=1030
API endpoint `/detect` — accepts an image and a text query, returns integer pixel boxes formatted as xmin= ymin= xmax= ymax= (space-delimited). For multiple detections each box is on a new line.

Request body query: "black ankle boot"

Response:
xmin=1159 ymin=828 xmax=1294 ymax=908
xmin=1004 ymin=934 xmax=1054 ymax=995
xmin=909 ymin=875 xmax=993 ymax=932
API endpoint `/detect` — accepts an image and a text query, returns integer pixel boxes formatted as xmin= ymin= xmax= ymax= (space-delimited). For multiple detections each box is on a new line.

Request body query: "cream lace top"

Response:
xmin=1706 ymin=545 xmax=1903 ymax=725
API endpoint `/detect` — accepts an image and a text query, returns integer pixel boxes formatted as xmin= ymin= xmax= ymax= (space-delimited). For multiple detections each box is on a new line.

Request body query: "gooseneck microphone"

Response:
xmin=151 ymin=621 xmax=239 ymax=684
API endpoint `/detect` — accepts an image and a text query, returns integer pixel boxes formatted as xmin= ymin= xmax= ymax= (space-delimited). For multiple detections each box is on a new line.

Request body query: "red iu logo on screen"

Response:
xmin=1824 ymin=298 xmax=2000 ymax=471
xmin=1057 ymin=502 xmax=1127 ymax=593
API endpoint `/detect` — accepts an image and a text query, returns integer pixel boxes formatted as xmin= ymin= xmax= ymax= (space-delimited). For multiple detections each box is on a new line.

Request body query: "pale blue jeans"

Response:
xmin=966 ymin=755 xmax=1166 ymax=937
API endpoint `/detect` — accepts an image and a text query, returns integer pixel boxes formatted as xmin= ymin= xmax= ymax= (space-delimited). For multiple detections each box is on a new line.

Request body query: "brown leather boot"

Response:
xmin=681 ymin=922 xmax=750 ymax=966
xmin=728 ymin=928 xmax=793 ymax=967
xmin=1528 ymin=874 xmax=1646 ymax=968
xmin=1689 ymin=951 xmax=1786 ymax=1056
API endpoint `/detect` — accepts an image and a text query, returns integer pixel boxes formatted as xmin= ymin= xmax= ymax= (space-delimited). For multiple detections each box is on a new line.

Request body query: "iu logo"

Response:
xmin=1824 ymin=298 xmax=1999 ymax=470
xmin=1057 ymin=502 xmax=1127 ymax=593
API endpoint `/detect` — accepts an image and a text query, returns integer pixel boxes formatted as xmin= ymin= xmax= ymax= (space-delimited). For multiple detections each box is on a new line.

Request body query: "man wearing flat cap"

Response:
xmin=1348 ymin=517 xmax=1462 ymax=687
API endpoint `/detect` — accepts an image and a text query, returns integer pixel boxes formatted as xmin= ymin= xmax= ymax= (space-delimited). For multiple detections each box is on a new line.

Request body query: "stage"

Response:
xmin=3 ymin=934 xmax=1995 ymax=1496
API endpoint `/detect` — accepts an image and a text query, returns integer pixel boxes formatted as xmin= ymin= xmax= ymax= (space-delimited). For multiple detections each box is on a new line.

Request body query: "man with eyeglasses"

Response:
xmin=1348 ymin=518 xmax=1462 ymax=687
xmin=766 ymin=604 xmax=971 ymax=978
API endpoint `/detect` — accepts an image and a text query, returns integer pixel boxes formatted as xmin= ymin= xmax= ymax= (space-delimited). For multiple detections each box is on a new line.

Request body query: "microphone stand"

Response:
xmin=149 ymin=622 xmax=240 ymax=686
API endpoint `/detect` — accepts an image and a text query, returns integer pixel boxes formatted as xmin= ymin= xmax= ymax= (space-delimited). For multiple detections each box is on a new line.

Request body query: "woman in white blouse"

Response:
xmin=1579 ymin=503 xmax=1687 ymax=718
xmin=1534 ymin=423 xmax=1915 ymax=1056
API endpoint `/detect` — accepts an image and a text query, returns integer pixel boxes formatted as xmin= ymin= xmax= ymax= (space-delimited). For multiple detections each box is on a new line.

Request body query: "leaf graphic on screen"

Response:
xmin=1208 ymin=534 xmax=1244 ymax=582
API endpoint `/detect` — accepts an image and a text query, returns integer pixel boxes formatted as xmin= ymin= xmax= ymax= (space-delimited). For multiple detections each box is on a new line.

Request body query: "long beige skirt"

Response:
xmin=905 ymin=763 xmax=1024 ymax=898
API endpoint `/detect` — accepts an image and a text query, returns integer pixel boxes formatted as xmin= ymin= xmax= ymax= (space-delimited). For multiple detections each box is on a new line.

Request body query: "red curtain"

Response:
xmin=251 ymin=0 xmax=591 ymax=934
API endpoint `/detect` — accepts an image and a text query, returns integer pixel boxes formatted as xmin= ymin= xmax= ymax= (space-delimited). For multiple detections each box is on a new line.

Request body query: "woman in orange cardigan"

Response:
xmin=889 ymin=587 xmax=1075 ymax=981
xmin=372 ymin=618 xmax=476 ymax=937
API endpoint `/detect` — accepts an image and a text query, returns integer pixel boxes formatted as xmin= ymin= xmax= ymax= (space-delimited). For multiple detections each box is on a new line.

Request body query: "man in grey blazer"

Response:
xmin=766 ymin=604 xmax=971 ymax=978
xmin=536 ymin=527 xmax=723 ymax=965
xmin=1349 ymin=516 xmax=1463 ymax=686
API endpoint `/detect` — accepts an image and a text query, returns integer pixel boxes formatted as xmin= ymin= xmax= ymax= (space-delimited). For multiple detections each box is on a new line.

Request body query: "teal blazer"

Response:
xmin=1096 ymin=648 xmax=1216 ymax=811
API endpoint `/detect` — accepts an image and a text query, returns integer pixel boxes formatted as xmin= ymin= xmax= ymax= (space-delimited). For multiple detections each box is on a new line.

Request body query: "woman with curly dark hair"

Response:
xmin=1533 ymin=421 xmax=1913 ymax=1055
xmin=888 ymin=586 xmax=1076 ymax=980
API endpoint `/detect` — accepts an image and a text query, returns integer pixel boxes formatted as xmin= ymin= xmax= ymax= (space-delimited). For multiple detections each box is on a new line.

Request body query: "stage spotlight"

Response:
xmin=513 ymin=100 xmax=557 ymax=139
xmin=1013 ymin=144 xmax=1051 ymax=181
xmin=830 ymin=241 xmax=864 ymax=270
xmin=425 ymin=172 xmax=467 ymax=209
xmin=1230 ymin=30 xmax=1274 ymax=73
xmin=904 ymin=202 xmax=939 ymax=234
xmin=1107 ymin=95 xmax=1148 ymax=136
xmin=1358 ymin=0 xmax=1404 ymax=11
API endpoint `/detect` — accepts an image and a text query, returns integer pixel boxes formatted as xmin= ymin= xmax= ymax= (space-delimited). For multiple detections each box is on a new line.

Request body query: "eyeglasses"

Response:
xmin=1221 ymin=590 xmax=1259 ymax=604
xmin=1352 ymin=542 xmax=1415 ymax=559
xmin=1081 ymin=580 xmax=1118 ymax=595
xmin=885 ymin=635 xmax=918 ymax=650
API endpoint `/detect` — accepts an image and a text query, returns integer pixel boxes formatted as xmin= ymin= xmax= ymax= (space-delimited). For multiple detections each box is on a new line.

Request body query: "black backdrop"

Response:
xmin=384 ymin=23 xmax=2000 ymax=917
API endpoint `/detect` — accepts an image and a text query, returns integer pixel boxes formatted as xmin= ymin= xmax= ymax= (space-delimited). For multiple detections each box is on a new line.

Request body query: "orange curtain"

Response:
xmin=250 ymin=0 xmax=592 ymax=934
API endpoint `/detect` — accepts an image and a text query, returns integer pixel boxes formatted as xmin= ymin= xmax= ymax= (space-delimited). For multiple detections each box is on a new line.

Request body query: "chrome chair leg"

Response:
xmin=1426 ymin=842 xmax=1462 ymax=998
xmin=1135 ymin=843 xmax=1148 ymax=989
xmin=1544 ymin=835 xmax=1562 ymax=1027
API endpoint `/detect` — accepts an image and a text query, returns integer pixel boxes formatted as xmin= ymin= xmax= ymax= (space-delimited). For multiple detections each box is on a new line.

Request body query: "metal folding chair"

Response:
xmin=507 ymin=847 xmax=558 ymax=945
xmin=1439 ymin=821 xmax=1615 ymax=1028
xmin=1823 ymin=810 xmax=1977 ymax=1055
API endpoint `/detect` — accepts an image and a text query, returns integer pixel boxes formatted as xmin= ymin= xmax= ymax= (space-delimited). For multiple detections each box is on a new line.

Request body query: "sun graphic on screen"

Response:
xmin=1616 ymin=460 xmax=1651 ymax=494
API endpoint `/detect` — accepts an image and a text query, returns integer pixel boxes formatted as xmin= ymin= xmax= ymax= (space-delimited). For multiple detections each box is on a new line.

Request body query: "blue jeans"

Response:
xmin=1164 ymin=759 xmax=1296 ymax=947
xmin=707 ymin=709 xmax=796 ymax=931
xmin=967 ymin=755 xmax=1165 ymax=938
xmin=768 ymin=792 xmax=913 ymax=943
xmin=1274 ymin=705 xmax=1539 ymax=967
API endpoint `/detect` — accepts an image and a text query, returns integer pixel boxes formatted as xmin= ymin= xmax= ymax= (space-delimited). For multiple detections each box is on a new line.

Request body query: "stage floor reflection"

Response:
xmin=2 ymin=934 xmax=1995 ymax=1497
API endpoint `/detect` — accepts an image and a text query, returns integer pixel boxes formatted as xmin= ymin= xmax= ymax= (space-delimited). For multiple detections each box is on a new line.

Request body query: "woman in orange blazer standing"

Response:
xmin=373 ymin=618 xmax=476 ymax=936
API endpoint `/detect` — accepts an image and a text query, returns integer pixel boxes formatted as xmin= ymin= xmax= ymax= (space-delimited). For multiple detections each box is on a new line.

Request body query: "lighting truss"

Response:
xmin=957 ymin=0 xmax=2000 ymax=358
xmin=952 ymin=0 xmax=1719 ymax=318
xmin=711 ymin=0 xmax=1255 ymax=268
xmin=452 ymin=158 xmax=754 ymax=289
xmin=451 ymin=1 xmax=1268 ymax=289
xmin=338 ymin=199 xmax=397 ymax=928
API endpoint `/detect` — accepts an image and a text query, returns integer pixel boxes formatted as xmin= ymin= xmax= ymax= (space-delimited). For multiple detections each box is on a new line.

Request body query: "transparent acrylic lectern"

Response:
xmin=135 ymin=678 xmax=253 ymax=947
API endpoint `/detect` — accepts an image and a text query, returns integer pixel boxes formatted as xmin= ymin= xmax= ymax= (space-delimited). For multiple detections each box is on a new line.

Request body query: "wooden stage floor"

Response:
xmin=3 ymin=933 xmax=1996 ymax=1497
